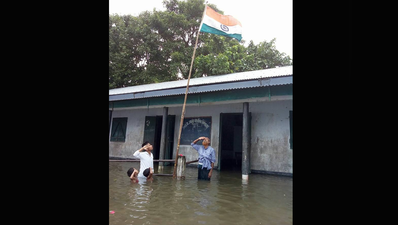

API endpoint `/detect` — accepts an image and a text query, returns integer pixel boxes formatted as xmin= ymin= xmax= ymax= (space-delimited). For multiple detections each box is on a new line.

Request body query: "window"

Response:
xmin=289 ymin=111 xmax=293 ymax=149
xmin=110 ymin=117 xmax=128 ymax=142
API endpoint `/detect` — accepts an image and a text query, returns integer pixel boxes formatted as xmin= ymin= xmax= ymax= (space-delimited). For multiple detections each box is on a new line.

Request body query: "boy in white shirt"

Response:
xmin=133 ymin=142 xmax=154 ymax=178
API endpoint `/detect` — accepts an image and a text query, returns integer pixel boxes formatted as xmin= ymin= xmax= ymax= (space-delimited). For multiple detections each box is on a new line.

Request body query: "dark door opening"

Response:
xmin=143 ymin=116 xmax=162 ymax=160
xmin=164 ymin=115 xmax=175 ymax=166
xmin=220 ymin=113 xmax=243 ymax=171
xmin=143 ymin=115 xmax=175 ymax=164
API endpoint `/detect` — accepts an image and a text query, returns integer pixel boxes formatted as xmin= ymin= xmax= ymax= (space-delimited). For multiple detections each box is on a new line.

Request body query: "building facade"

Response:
xmin=109 ymin=66 xmax=293 ymax=176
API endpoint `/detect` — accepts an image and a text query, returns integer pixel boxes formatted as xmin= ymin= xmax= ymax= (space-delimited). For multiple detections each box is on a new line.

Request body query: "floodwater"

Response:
xmin=109 ymin=162 xmax=292 ymax=225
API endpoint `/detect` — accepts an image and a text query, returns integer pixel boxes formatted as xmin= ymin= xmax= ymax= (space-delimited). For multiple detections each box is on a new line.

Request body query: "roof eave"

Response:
xmin=109 ymin=75 xmax=292 ymax=102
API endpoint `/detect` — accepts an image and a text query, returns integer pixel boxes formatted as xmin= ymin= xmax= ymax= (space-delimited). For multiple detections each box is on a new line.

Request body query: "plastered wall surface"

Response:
xmin=250 ymin=100 xmax=292 ymax=173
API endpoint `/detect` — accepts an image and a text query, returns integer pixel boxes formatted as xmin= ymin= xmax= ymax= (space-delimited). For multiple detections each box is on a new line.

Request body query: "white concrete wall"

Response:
xmin=109 ymin=107 xmax=164 ymax=158
xmin=109 ymin=98 xmax=292 ymax=174
xmin=250 ymin=100 xmax=293 ymax=174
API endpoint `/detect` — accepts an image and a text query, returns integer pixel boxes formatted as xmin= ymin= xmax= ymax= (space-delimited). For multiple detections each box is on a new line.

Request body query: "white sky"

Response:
xmin=109 ymin=0 xmax=292 ymax=58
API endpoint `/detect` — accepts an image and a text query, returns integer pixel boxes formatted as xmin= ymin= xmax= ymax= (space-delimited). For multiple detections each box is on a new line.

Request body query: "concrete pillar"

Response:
xmin=242 ymin=102 xmax=250 ymax=180
xmin=176 ymin=155 xmax=186 ymax=180
xmin=158 ymin=107 xmax=168 ymax=170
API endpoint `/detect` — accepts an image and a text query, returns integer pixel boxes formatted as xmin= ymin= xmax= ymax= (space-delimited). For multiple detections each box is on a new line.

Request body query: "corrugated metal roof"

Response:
xmin=109 ymin=65 xmax=292 ymax=96
xmin=109 ymin=76 xmax=292 ymax=101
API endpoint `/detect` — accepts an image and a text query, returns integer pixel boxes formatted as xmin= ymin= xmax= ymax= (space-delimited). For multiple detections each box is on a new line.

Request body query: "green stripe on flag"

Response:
xmin=200 ymin=24 xmax=242 ymax=42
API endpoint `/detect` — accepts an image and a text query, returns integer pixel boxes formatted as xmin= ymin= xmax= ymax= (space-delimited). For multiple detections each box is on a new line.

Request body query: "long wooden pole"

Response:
xmin=173 ymin=3 xmax=207 ymax=178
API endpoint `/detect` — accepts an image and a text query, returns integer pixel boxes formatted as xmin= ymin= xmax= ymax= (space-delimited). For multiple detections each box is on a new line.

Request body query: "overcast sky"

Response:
xmin=109 ymin=0 xmax=292 ymax=58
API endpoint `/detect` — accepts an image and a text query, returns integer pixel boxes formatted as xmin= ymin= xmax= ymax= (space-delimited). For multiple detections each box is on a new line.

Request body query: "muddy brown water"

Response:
xmin=109 ymin=162 xmax=292 ymax=225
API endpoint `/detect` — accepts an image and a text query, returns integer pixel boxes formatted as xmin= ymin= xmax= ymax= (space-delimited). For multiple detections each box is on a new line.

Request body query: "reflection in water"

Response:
xmin=110 ymin=162 xmax=292 ymax=225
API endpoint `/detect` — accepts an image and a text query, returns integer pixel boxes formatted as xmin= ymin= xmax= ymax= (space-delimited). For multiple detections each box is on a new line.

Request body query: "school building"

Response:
xmin=109 ymin=65 xmax=292 ymax=177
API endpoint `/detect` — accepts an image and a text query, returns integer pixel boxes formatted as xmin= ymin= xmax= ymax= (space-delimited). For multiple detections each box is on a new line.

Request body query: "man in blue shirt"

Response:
xmin=191 ymin=136 xmax=216 ymax=180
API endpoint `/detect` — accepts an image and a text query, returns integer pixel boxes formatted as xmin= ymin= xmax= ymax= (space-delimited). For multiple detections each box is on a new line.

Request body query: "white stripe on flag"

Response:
xmin=201 ymin=14 xmax=243 ymax=35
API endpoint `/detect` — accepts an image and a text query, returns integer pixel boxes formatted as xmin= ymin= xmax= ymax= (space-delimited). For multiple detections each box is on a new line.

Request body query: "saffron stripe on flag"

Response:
xmin=204 ymin=6 xmax=242 ymax=27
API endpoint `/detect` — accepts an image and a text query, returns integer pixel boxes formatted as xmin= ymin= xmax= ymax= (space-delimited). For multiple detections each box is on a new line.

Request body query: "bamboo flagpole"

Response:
xmin=173 ymin=2 xmax=208 ymax=178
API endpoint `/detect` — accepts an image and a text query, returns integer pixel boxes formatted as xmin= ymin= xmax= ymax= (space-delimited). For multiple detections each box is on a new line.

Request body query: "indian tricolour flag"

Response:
xmin=199 ymin=5 xmax=243 ymax=42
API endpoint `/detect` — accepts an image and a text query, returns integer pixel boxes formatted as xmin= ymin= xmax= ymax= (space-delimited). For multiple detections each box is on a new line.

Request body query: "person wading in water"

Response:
xmin=190 ymin=137 xmax=216 ymax=181
xmin=133 ymin=142 xmax=154 ymax=179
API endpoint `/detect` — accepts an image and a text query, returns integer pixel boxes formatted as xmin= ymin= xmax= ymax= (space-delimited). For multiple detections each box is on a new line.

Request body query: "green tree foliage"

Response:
xmin=109 ymin=0 xmax=291 ymax=89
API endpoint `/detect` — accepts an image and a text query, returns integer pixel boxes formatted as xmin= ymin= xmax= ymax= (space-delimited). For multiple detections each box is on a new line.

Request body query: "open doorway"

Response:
xmin=164 ymin=115 xmax=175 ymax=166
xmin=143 ymin=115 xmax=175 ymax=163
xmin=143 ymin=116 xmax=162 ymax=159
xmin=219 ymin=113 xmax=243 ymax=171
